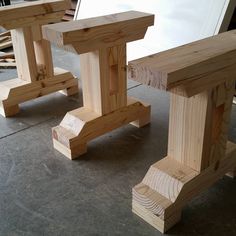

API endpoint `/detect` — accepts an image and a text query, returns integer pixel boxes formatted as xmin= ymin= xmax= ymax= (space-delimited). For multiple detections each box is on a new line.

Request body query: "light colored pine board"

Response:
xmin=0 ymin=0 xmax=79 ymax=117
xmin=168 ymin=80 xmax=235 ymax=171
xmin=65 ymin=9 xmax=75 ymax=15
xmin=11 ymin=27 xmax=38 ymax=82
xmin=42 ymin=11 xmax=154 ymax=54
xmin=0 ymin=31 xmax=10 ymax=37
xmin=0 ymin=0 xmax=68 ymax=29
xmin=2 ymin=11 xmax=65 ymax=30
xmin=0 ymin=36 xmax=11 ymax=43
xmin=132 ymin=200 xmax=181 ymax=234
xmin=80 ymin=44 xmax=127 ymax=115
xmin=128 ymin=30 xmax=236 ymax=97
xmin=0 ymin=40 xmax=12 ymax=50
xmin=5 ymin=58 xmax=15 ymax=63
xmin=133 ymin=141 xmax=236 ymax=233
xmin=34 ymin=32 xmax=54 ymax=79
xmin=62 ymin=15 xmax=74 ymax=21
xmin=0 ymin=52 xmax=14 ymax=60
xmin=0 ymin=62 xmax=16 ymax=68
xmin=52 ymin=97 xmax=150 ymax=159
xmin=0 ymin=68 xmax=77 ymax=108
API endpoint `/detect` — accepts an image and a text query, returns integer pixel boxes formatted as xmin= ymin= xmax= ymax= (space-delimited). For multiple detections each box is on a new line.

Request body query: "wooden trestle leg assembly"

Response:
xmin=129 ymin=30 xmax=236 ymax=233
xmin=42 ymin=11 xmax=154 ymax=159
xmin=0 ymin=0 xmax=78 ymax=117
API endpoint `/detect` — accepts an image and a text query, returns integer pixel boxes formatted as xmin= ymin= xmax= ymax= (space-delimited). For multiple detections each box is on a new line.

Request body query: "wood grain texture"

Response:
xmin=42 ymin=11 xmax=154 ymax=54
xmin=0 ymin=68 xmax=77 ymax=117
xmin=52 ymin=98 xmax=150 ymax=159
xmin=168 ymin=80 xmax=235 ymax=171
xmin=133 ymin=142 xmax=236 ymax=233
xmin=132 ymin=200 xmax=181 ymax=233
xmin=11 ymin=27 xmax=38 ymax=82
xmin=43 ymin=10 xmax=153 ymax=158
xmin=0 ymin=0 xmax=79 ymax=117
xmin=128 ymin=30 xmax=236 ymax=97
xmin=0 ymin=0 xmax=70 ymax=29
xmin=31 ymin=23 xmax=55 ymax=80
xmin=80 ymin=45 xmax=127 ymax=115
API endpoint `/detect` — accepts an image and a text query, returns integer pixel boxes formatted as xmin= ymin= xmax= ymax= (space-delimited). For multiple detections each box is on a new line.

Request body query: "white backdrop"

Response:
xmin=75 ymin=0 xmax=235 ymax=60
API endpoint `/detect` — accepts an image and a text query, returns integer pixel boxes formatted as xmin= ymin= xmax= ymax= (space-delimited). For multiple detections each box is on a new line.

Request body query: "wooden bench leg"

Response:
xmin=133 ymin=142 xmax=236 ymax=233
xmin=52 ymin=98 xmax=150 ymax=159
xmin=52 ymin=45 xmax=150 ymax=159
xmin=60 ymin=85 xmax=79 ymax=97
xmin=132 ymin=80 xmax=236 ymax=233
xmin=0 ymin=26 xmax=78 ymax=117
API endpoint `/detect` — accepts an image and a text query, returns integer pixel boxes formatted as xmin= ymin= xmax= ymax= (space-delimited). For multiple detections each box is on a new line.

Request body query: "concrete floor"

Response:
xmin=0 ymin=46 xmax=236 ymax=236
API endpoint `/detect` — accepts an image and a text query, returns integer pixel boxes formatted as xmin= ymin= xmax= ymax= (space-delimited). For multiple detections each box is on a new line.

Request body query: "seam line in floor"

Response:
xmin=0 ymin=117 xmax=54 ymax=140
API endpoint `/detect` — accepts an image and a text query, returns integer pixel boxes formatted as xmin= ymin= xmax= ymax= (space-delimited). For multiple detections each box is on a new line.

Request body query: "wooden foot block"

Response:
xmin=0 ymin=68 xmax=78 ymax=116
xmin=132 ymin=142 xmax=236 ymax=233
xmin=132 ymin=200 xmax=181 ymax=233
xmin=131 ymin=106 xmax=151 ymax=128
xmin=0 ymin=103 xmax=19 ymax=117
xmin=60 ymin=84 xmax=79 ymax=96
xmin=52 ymin=98 xmax=150 ymax=159
xmin=53 ymin=138 xmax=87 ymax=160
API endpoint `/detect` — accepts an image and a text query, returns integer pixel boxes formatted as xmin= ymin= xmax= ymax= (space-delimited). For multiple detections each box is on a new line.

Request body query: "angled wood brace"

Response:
xmin=0 ymin=0 xmax=79 ymax=117
xmin=129 ymin=30 xmax=236 ymax=233
xmin=42 ymin=11 xmax=154 ymax=159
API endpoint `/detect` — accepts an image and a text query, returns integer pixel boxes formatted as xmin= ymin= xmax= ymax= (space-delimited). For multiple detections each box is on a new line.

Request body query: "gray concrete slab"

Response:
xmin=0 ymin=45 xmax=236 ymax=236
xmin=0 ymin=45 xmax=140 ymax=139
xmin=0 ymin=83 xmax=235 ymax=236
xmin=0 ymin=90 xmax=82 ymax=138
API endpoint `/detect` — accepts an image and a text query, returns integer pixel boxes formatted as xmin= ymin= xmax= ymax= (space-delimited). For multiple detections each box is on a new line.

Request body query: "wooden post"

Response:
xmin=0 ymin=0 xmax=79 ymax=117
xmin=11 ymin=27 xmax=38 ymax=82
xmin=129 ymin=30 xmax=236 ymax=233
xmin=33 ymin=24 xmax=54 ymax=79
xmin=42 ymin=11 xmax=154 ymax=159
xmin=80 ymin=45 xmax=127 ymax=115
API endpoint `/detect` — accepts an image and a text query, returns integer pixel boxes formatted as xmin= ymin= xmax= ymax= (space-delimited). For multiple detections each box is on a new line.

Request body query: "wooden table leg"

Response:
xmin=132 ymin=80 xmax=236 ymax=233
xmin=41 ymin=11 xmax=154 ymax=159
xmin=0 ymin=0 xmax=79 ymax=117
xmin=0 ymin=26 xmax=78 ymax=117
xmin=52 ymin=45 xmax=150 ymax=159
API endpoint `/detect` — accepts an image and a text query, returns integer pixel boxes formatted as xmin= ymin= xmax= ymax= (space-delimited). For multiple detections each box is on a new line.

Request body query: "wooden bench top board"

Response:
xmin=129 ymin=30 xmax=236 ymax=97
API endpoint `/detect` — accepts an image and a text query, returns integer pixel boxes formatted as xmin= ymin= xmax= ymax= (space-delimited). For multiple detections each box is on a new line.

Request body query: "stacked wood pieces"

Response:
xmin=62 ymin=0 xmax=77 ymax=21
xmin=0 ymin=30 xmax=15 ymax=68
xmin=0 ymin=52 xmax=15 ymax=68
xmin=0 ymin=30 xmax=12 ymax=50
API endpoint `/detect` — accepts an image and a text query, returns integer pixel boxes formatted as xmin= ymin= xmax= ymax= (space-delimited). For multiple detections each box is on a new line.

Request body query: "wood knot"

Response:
xmin=83 ymin=28 xmax=90 ymax=32
xmin=43 ymin=3 xmax=53 ymax=13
